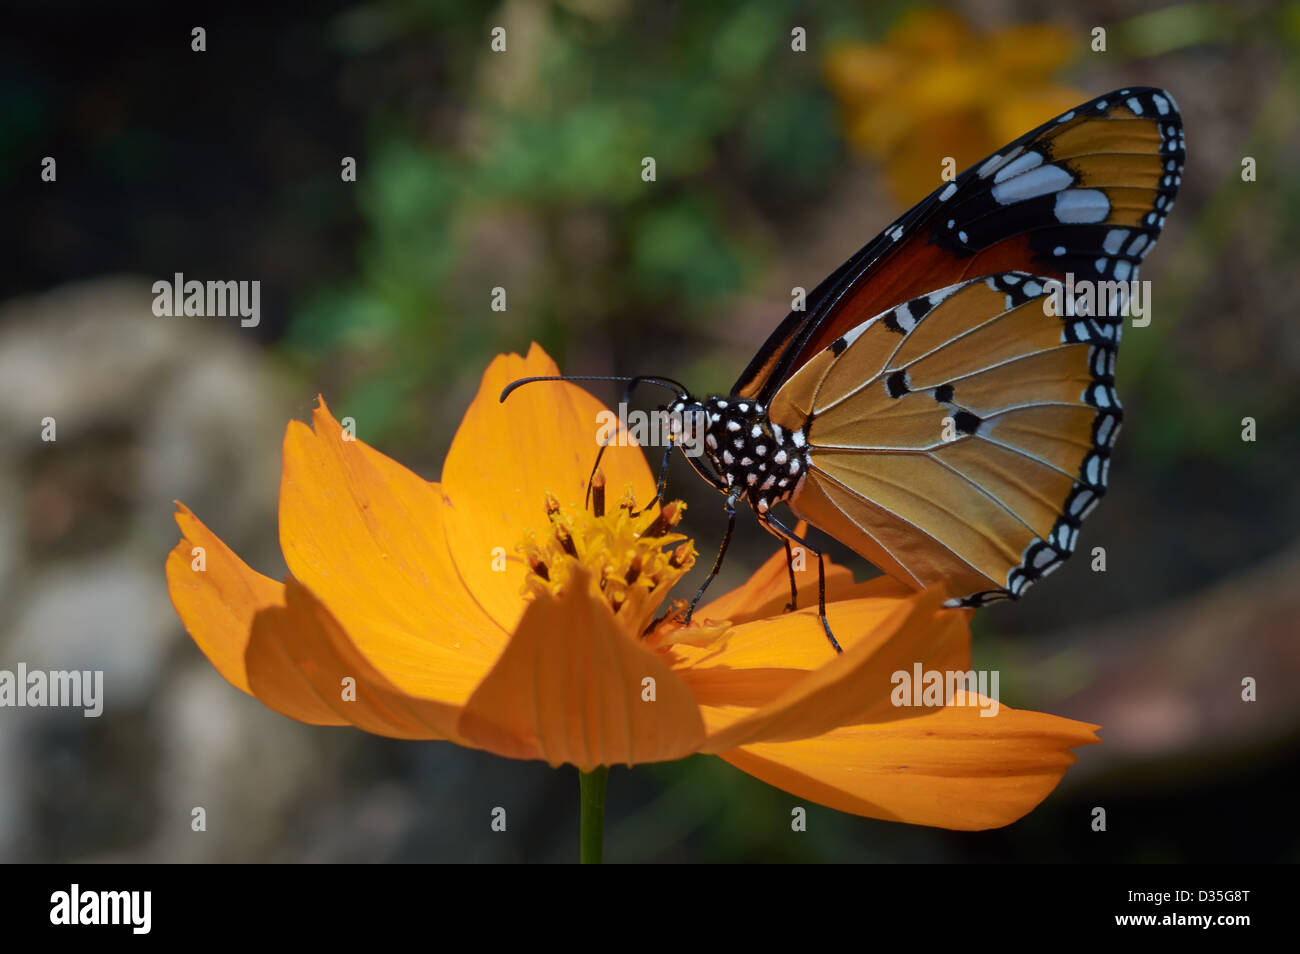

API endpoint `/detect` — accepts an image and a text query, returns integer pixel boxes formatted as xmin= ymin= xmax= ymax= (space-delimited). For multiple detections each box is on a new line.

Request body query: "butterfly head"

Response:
xmin=660 ymin=394 xmax=709 ymax=456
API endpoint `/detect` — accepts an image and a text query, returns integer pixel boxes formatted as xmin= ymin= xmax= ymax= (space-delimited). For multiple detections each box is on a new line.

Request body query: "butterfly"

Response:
xmin=505 ymin=87 xmax=1185 ymax=651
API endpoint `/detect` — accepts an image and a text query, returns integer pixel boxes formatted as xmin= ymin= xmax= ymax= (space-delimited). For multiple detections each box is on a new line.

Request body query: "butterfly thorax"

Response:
xmin=666 ymin=395 xmax=807 ymax=515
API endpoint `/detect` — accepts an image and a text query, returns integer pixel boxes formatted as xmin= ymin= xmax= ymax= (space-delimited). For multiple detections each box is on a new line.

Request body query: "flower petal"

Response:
xmin=279 ymin=398 xmax=504 ymax=707
xmin=677 ymin=571 xmax=924 ymax=677
xmin=457 ymin=570 xmax=705 ymax=769
xmin=696 ymin=589 xmax=975 ymax=751
xmin=165 ymin=503 xmax=285 ymax=695
xmin=246 ymin=578 xmax=465 ymax=740
xmin=721 ymin=706 xmax=1100 ymax=830
xmin=440 ymin=344 xmax=655 ymax=633
xmin=692 ymin=533 xmax=864 ymax=627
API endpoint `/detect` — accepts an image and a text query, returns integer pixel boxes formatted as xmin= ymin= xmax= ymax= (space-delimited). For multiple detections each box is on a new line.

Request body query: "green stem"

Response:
xmin=579 ymin=766 xmax=609 ymax=863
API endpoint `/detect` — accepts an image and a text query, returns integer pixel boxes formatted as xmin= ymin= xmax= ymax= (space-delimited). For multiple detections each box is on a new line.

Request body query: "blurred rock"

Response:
xmin=147 ymin=663 xmax=330 ymax=862
xmin=0 ymin=278 xmax=295 ymax=861
xmin=7 ymin=556 xmax=172 ymax=703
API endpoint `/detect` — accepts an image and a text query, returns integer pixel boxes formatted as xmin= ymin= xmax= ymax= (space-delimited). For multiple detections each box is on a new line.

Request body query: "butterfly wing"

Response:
xmin=770 ymin=272 xmax=1123 ymax=606
xmin=734 ymin=87 xmax=1184 ymax=406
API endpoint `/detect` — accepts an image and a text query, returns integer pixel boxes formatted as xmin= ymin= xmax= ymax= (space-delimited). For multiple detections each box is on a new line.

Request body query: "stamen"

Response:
xmin=527 ymin=552 xmax=550 ymax=581
xmin=668 ymin=542 xmax=691 ymax=568
xmin=590 ymin=470 xmax=606 ymax=518
xmin=555 ymin=524 xmax=578 ymax=558
xmin=641 ymin=500 xmax=683 ymax=538
xmin=514 ymin=489 xmax=723 ymax=647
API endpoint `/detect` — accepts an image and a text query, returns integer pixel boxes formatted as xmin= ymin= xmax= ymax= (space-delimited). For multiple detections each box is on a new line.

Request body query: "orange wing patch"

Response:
xmin=773 ymin=272 xmax=1124 ymax=606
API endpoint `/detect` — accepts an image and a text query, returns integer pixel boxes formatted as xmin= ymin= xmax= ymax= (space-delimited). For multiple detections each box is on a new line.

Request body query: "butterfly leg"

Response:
xmin=683 ymin=492 xmax=739 ymax=623
xmin=758 ymin=514 xmax=843 ymax=654
xmin=630 ymin=443 xmax=674 ymax=518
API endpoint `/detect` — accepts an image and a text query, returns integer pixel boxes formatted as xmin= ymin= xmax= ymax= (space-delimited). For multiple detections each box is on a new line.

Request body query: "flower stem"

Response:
xmin=578 ymin=766 xmax=609 ymax=863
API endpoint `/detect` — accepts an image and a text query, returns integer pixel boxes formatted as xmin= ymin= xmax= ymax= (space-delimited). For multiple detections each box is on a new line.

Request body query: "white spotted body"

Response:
xmin=666 ymin=397 xmax=806 ymax=515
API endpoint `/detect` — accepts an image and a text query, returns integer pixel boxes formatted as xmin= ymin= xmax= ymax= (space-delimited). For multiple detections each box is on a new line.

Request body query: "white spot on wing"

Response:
xmin=976 ymin=144 xmax=1024 ymax=179
xmin=1055 ymin=189 xmax=1110 ymax=224
xmin=841 ymin=322 xmax=871 ymax=348
xmin=1103 ymin=229 xmax=1128 ymax=254
xmin=991 ymin=150 xmax=1043 ymax=184
xmin=990 ymin=163 xmax=1072 ymax=204
xmin=977 ymin=153 xmax=1003 ymax=178
xmin=927 ymin=285 xmax=960 ymax=307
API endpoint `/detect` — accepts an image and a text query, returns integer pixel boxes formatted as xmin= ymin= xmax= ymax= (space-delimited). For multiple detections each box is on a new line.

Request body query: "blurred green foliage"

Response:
xmin=284 ymin=0 xmax=912 ymax=439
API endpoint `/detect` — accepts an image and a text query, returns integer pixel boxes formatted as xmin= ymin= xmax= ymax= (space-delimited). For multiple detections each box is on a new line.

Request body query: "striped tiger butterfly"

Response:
xmin=504 ymin=87 xmax=1185 ymax=651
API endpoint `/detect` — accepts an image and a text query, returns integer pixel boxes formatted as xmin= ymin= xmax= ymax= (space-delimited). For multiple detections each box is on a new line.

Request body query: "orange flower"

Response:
xmin=165 ymin=344 xmax=1098 ymax=831
xmin=825 ymin=8 xmax=1085 ymax=205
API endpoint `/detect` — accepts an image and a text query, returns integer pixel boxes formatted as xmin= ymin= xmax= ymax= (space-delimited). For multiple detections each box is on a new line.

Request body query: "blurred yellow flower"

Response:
xmin=826 ymin=8 xmax=1085 ymax=205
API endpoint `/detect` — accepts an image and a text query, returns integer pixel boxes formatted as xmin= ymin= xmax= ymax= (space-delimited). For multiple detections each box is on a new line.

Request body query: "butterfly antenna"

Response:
xmin=499 ymin=374 xmax=688 ymax=403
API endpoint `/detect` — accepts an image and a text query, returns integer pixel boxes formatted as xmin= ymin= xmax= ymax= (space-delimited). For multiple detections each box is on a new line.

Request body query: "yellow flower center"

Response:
xmin=516 ymin=474 xmax=729 ymax=650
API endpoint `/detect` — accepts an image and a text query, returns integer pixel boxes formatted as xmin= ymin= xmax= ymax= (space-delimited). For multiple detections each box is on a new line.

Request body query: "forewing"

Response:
xmin=734 ymin=87 xmax=1183 ymax=407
